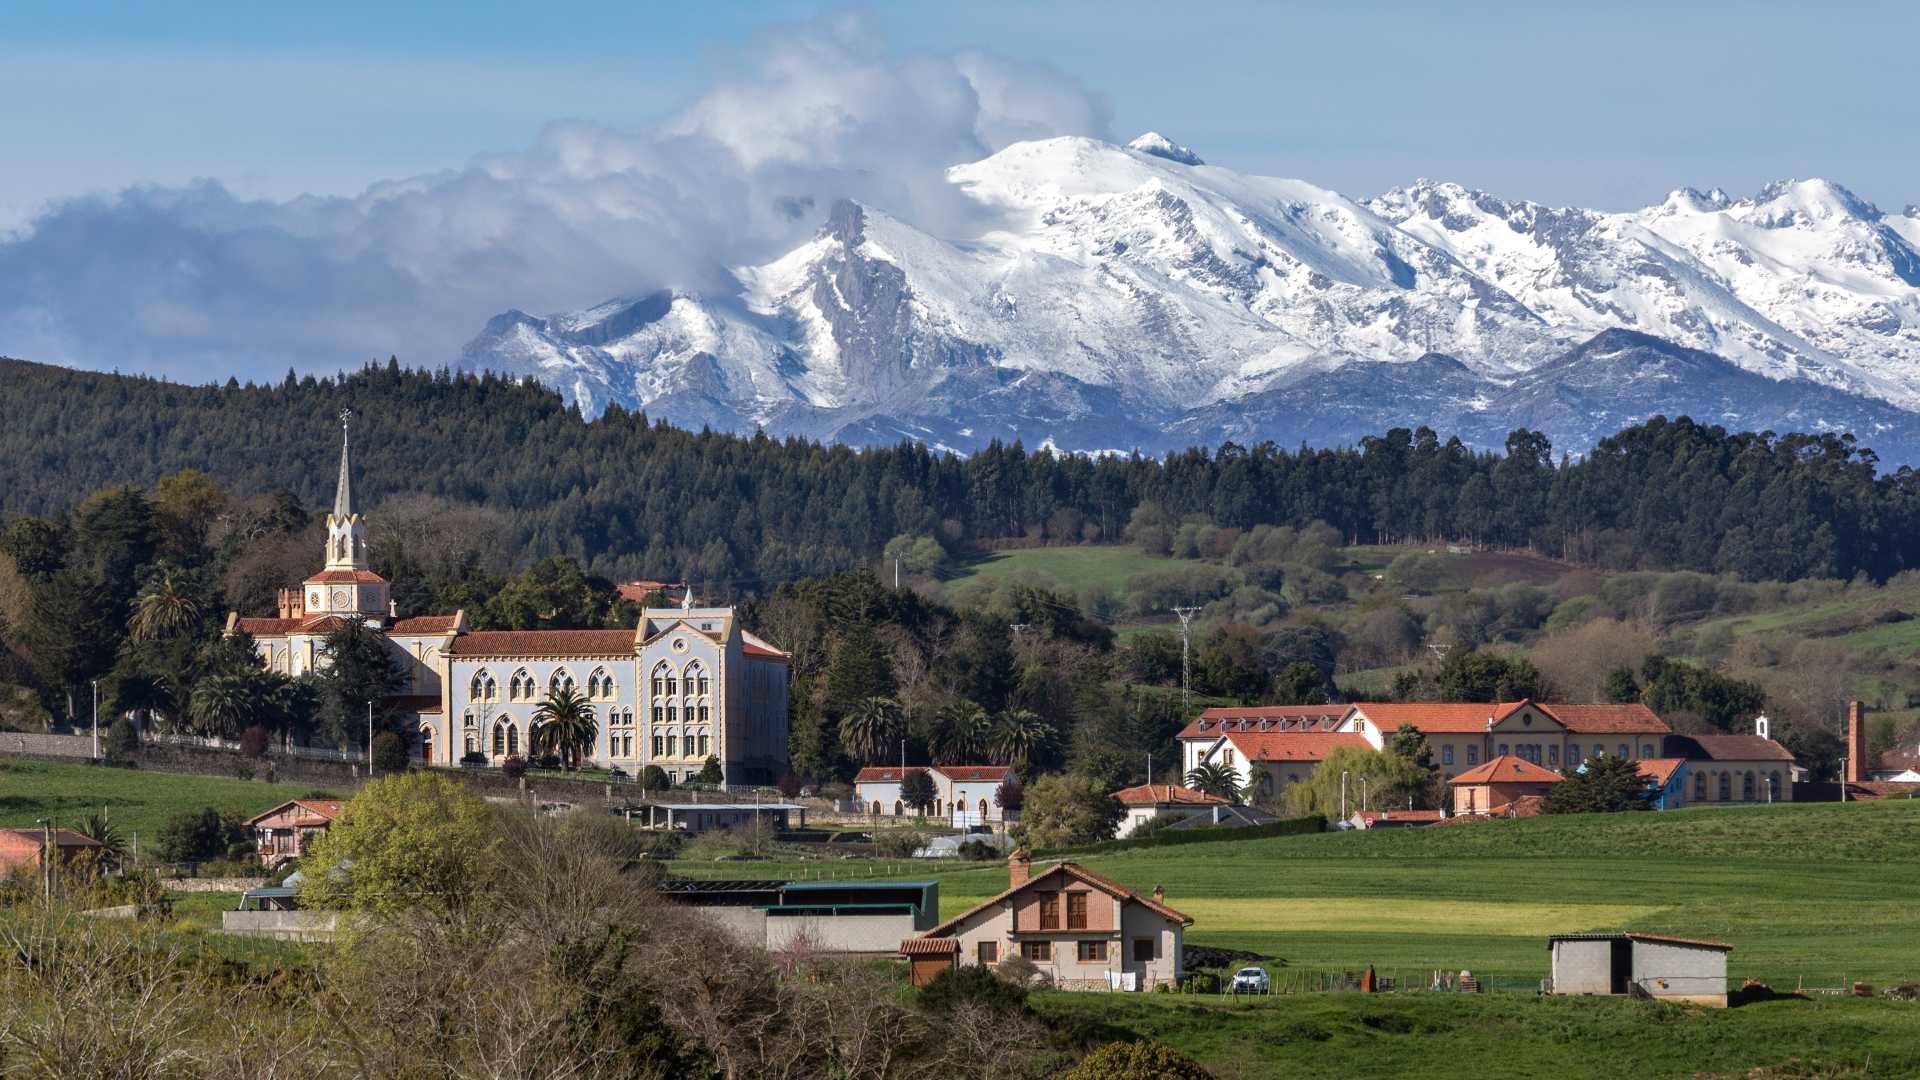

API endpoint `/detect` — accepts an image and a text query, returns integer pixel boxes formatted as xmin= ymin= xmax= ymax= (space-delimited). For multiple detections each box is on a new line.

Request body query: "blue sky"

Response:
xmin=6 ymin=0 xmax=1916 ymax=224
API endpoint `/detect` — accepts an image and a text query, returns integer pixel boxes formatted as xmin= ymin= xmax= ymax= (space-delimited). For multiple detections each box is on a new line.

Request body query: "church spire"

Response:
xmin=334 ymin=407 xmax=354 ymax=521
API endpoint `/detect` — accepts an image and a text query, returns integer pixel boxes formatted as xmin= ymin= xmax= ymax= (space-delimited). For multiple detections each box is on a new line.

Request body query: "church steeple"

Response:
xmin=323 ymin=408 xmax=370 ymax=573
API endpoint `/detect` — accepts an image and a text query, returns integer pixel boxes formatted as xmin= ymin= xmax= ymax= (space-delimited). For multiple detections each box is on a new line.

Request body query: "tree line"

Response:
xmin=3 ymin=356 xmax=1918 ymax=586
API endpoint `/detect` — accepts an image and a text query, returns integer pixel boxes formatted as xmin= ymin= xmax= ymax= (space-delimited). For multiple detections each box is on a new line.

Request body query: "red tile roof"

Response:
xmin=742 ymin=640 xmax=789 ymax=660
xmin=1540 ymin=703 xmax=1670 ymax=734
xmin=1672 ymin=735 xmax=1796 ymax=762
xmin=1843 ymin=781 xmax=1920 ymax=801
xmin=935 ymin=766 xmax=1011 ymax=782
xmin=246 ymin=799 xmax=346 ymax=827
xmin=1218 ymin=730 xmax=1371 ymax=762
xmin=0 ymin=827 xmax=104 ymax=849
xmin=1349 ymin=702 xmax=1526 ymax=733
xmin=899 ymin=937 xmax=959 ymax=955
xmin=1637 ymin=758 xmax=1687 ymax=786
xmin=1448 ymin=754 xmax=1565 ymax=785
xmin=304 ymin=569 xmax=389 ymax=584
xmin=390 ymin=614 xmax=461 ymax=634
xmin=1178 ymin=705 xmax=1349 ymax=740
xmin=235 ymin=617 xmax=305 ymax=636
xmin=920 ymin=861 xmax=1193 ymax=940
xmin=1112 ymin=784 xmax=1227 ymax=807
xmin=853 ymin=766 xmax=928 ymax=784
xmin=448 ymin=629 xmax=638 ymax=658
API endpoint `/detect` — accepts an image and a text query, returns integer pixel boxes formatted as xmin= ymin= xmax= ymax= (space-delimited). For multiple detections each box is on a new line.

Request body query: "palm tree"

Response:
xmin=990 ymin=709 xmax=1055 ymax=774
xmin=129 ymin=570 xmax=201 ymax=641
xmin=838 ymin=696 xmax=900 ymax=766
xmin=1185 ymin=762 xmax=1247 ymax=806
xmin=188 ymin=675 xmax=253 ymax=739
xmin=76 ymin=811 xmax=126 ymax=864
xmin=931 ymin=700 xmax=990 ymax=763
xmin=531 ymin=686 xmax=598 ymax=770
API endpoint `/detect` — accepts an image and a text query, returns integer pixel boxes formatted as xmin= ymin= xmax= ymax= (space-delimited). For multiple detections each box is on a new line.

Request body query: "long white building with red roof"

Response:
xmin=226 ymin=411 xmax=789 ymax=785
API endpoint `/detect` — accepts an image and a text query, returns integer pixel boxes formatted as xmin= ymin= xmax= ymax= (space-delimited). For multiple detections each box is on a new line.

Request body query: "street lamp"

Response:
xmin=367 ymin=701 xmax=374 ymax=775
xmin=1359 ymin=777 xmax=1370 ymax=813
xmin=91 ymin=679 xmax=100 ymax=760
xmin=33 ymin=818 xmax=51 ymax=902
xmin=1340 ymin=770 xmax=1349 ymax=822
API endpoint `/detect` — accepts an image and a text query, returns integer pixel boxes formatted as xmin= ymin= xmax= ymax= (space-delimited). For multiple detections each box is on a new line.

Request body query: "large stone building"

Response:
xmin=227 ymin=413 xmax=790 ymax=784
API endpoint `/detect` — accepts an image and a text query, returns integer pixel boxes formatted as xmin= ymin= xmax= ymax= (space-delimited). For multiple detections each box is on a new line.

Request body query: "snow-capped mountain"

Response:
xmin=460 ymin=133 xmax=1920 ymax=459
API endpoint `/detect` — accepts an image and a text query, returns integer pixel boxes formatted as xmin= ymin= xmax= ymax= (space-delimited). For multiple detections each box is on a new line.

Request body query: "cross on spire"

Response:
xmin=334 ymin=408 xmax=354 ymax=521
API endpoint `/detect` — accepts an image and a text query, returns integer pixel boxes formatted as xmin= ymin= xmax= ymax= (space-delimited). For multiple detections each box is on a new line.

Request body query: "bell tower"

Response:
xmin=300 ymin=408 xmax=389 ymax=622
xmin=324 ymin=408 xmax=370 ymax=572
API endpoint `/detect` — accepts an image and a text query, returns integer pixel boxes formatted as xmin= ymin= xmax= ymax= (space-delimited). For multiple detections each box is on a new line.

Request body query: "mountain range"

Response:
xmin=459 ymin=133 xmax=1920 ymax=461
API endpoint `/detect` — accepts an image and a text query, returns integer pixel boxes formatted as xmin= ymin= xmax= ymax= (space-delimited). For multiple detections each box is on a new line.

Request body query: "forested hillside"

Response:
xmin=2 ymin=355 xmax=1916 ymax=585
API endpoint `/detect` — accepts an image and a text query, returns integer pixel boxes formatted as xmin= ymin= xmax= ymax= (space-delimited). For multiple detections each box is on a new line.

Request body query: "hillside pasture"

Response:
xmin=0 ymin=758 xmax=315 ymax=840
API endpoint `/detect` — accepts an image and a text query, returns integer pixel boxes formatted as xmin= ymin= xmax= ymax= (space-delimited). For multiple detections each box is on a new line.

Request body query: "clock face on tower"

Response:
xmin=331 ymin=587 xmax=351 ymax=609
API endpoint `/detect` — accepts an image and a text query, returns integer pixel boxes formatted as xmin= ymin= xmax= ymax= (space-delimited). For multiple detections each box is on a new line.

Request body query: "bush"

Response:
xmin=239 ymin=724 xmax=270 ymax=758
xmin=873 ymin=828 xmax=929 ymax=858
xmin=500 ymin=755 xmax=528 ymax=780
xmin=955 ymin=838 xmax=1002 ymax=861
xmin=774 ymin=772 xmax=804 ymax=797
xmin=1058 ymin=1039 xmax=1214 ymax=1080
xmin=917 ymin=964 xmax=1029 ymax=1015
xmin=533 ymin=753 xmax=562 ymax=771
xmin=697 ymin=756 xmax=724 ymax=785
xmin=459 ymin=750 xmax=487 ymax=766
xmin=371 ymin=731 xmax=410 ymax=774
xmin=103 ymin=717 xmax=140 ymax=765
xmin=154 ymin=807 xmax=246 ymax=863
xmin=641 ymin=765 xmax=670 ymax=791
xmin=1181 ymin=973 xmax=1221 ymax=994
xmin=994 ymin=954 xmax=1052 ymax=989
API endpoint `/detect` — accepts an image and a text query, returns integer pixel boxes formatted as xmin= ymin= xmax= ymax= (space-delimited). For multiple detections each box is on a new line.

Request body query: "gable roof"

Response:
xmin=1667 ymin=734 xmax=1795 ymax=762
xmin=1215 ymin=730 xmax=1371 ymax=763
xmin=1549 ymin=931 xmax=1733 ymax=952
xmin=740 ymin=630 xmax=789 ymax=661
xmin=1111 ymin=784 xmax=1226 ymax=807
xmin=1539 ymin=703 xmax=1669 ymax=733
xmin=1448 ymin=754 xmax=1565 ymax=785
xmin=920 ymin=861 xmax=1192 ymax=939
xmin=853 ymin=765 xmax=1011 ymax=785
xmin=245 ymin=799 xmax=346 ymax=827
xmin=0 ymin=827 xmax=104 ymax=849
xmin=449 ymin=629 xmax=638 ymax=659
xmin=389 ymin=614 xmax=462 ymax=635
xmin=1636 ymin=758 xmax=1688 ymax=786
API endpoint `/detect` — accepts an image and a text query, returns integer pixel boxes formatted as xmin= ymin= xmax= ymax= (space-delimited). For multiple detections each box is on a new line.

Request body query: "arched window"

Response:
xmin=420 ymin=727 xmax=434 ymax=765
xmin=651 ymin=662 xmax=671 ymax=697
xmin=549 ymin=669 xmax=577 ymax=698
xmin=683 ymin=733 xmax=696 ymax=757
xmin=1618 ymin=743 xmax=1630 ymax=759
xmin=465 ymin=731 xmax=477 ymax=755
xmin=893 ymin=801 xmax=903 ymax=816
xmin=1641 ymin=743 xmax=1654 ymax=758
xmin=587 ymin=667 xmax=615 ymax=700
xmin=1593 ymin=744 xmax=1606 ymax=759
xmin=697 ymin=704 xmax=711 ymax=723
xmin=470 ymin=670 xmax=497 ymax=702
xmin=871 ymin=801 xmax=882 ymax=816
xmin=666 ymin=705 xmax=678 ymax=724
xmin=652 ymin=733 xmax=664 ymax=757
xmin=698 ymin=733 xmax=710 ymax=757
xmin=979 ymin=798 xmax=990 ymax=820
xmin=492 ymin=720 xmax=510 ymax=756
xmin=1771 ymin=771 xmax=1783 ymax=799
xmin=1717 ymin=772 xmax=1731 ymax=801
xmin=509 ymin=669 xmax=536 ymax=702
xmin=652 ymin=705 xmax=664 ymax=724
xmin=686 ymin=662 xmax=709 ymax=697
xmin=1693 ymin=771 xmax=1706 ymax=801
xmin=1742 ymin=772 xmax=1755 ymax=801
xmin=1259 ymin=774 xmax=1275 ymax=796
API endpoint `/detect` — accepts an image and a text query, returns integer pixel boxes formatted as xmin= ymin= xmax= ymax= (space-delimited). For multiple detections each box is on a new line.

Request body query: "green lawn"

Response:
xmin=1034 ymin=992 xmax=1920 ymax=1079
xmin=0 ymin=758 xmax=319 ymax=841
xmin=673 ymin=800 xmax=1920 ymax=988
xmin=943 ymin=546 xmax=1185 ymax=593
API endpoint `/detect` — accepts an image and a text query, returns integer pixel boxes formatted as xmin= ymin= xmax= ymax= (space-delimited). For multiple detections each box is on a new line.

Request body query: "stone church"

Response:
xmin=226 ymin=413 xmax=790 ymax=784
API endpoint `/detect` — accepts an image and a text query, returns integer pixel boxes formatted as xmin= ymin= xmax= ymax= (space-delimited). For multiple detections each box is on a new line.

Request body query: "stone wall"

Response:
xmin=0 ymin=731 xmax=94 ymax=759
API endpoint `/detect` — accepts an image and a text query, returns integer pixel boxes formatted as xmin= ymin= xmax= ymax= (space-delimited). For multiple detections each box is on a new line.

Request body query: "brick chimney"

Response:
xmin=1151 ymin=885 xmax=1165 ymax=905
xmin=1008 ymin=849 xmax=1030 ymax=889
xmin=1847 ymin=701 xmax=1867 ymax=783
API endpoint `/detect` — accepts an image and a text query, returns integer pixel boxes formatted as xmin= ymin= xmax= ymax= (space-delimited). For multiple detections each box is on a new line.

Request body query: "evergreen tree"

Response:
xmin=1543 ymin=755 xmax=1657 ymax=814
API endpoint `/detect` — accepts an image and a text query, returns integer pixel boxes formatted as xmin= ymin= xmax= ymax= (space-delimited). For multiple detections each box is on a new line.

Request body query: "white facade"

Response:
xmin=853 ymin=766 xmax=1012 ymax=826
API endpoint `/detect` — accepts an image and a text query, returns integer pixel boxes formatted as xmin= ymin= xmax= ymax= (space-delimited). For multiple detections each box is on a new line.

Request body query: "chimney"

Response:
xmin=1151 ymin=885 xmax=1165 ymax=905
xmin=1008 ymin=849 xmax=1031 ymax=889
xmin=1847 ymin=701 xmax=1867 ymax=783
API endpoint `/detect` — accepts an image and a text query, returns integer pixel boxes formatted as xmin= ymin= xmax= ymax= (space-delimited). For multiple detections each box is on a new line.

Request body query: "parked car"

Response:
xmin=1230 ymin=967 xmax=1270 ymax=994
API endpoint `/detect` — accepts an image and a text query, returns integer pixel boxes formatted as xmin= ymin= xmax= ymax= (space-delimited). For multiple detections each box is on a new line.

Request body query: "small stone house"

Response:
xmin=0 ymin=827 xmax=104 ymax=870
xmin=1448 ymin=755 xmax=1563 ymax=816
xmin=900 ymin=851 xmax=1192 ymax=990
xmin=1547 ymin=932 xmax=1732 ymax=1007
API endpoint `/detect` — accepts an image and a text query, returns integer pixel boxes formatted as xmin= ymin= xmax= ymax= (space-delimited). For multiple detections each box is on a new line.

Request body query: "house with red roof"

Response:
xmin=1340 ymin=700 xmax=1671 ymax=780
xmin=1111 ymin=783 xmax=1229 ymax=837
xmin=899 ymin=850 xmax=1192 ymax=991
xmin=854 ymin=765 xmax=1014 ymax=826
xmin=224 ymin=412 xmax=790 ymax=786
xmin=1448 ymin=754 xmax=1564 ymax=816
xmin=1186 ymin=725 xmax=1373 ymax=807
xmin=246 ymin=799 xmax=347 ymax=869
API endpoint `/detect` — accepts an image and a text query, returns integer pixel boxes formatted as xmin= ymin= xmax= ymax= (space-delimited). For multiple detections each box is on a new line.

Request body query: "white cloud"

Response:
xmin=0 ymin=14 xmax=1109 ymax=382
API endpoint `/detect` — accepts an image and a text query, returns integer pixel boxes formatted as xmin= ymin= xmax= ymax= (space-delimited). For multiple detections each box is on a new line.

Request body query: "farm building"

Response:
xmin=1546 ymin=932 xmax=1732 ymax=1007
xmin=618 ymin=801 xmax=805 ymax=834
xmin=659 ymin=878 xmax=939 ymax=956
xmin=1111 ymin=783 xmax=1227 ymax=837
xmin=1636 ymin=758 xmax=1690 ymax=809
xmin=1448 ymin=755 xmax=1563 ymax=816
xmin=0 ymin=827 xmax=103 ymax=870
xmin=246 ymin=799 xmax=345 ymax=869
xmin=853 ymin=765 xmax=1013 ymax=827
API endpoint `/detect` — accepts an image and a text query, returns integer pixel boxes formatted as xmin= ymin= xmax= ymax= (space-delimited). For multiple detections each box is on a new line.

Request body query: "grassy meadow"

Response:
xmin=0 ymin=757 xmax=318 ymax=841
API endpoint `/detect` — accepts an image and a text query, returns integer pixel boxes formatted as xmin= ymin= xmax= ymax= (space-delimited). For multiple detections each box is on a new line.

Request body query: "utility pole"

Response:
xmin=91 ymin=679 xmax=100 ymax=760
xmin=894 ymin=557 xmax=901 ymax=589
xmin=36 ymin=818 xmax=51 ymax=903
xmin=367 ymin=700 xmax=374 ymax=775
xmin=1172 ymin=607 xmax=1201 ymax=720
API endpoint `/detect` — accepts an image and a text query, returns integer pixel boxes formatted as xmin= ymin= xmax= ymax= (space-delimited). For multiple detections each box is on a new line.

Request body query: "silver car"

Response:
xmin=1230 ymin=966 xmax=1269 ymax=994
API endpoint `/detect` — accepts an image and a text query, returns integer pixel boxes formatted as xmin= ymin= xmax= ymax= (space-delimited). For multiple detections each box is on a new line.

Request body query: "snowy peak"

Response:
xmin=459 ymin=134 xmax=1920 ymax=459
xmin=1126 ymin=131 xmax=1205 ymax=166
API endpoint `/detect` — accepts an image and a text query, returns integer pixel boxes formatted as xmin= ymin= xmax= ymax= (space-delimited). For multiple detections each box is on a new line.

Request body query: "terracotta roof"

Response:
xmin=1178 ymin=705 xmax=1349 ymax=740
xmin=898 ymin=937 xmax=960 ymax=955
xmin=742 ymin=640 xmax=789 ymax=660
xmin=390 ymin=614 xmax=461 ymax=634
xmin=304 ymin=569 xmax=389 ymax=584
xmin=295 ymin=615 xmax=356 ymax=634
xmin=920 ymin=861 xmax=1192 ymax=940
xmin=245 ymin=799 xmax=346 ymax=827
xmin=854 ymin=766 xmax=928 ymax=784
xmin=1448 ymin=754 xmax=1565 ymax=785
xmin=1637 ymin=758 xmax=1687 ymax=786
xmin=936 ymin=765 xmax=1011 ymax=782
xmin=1493 ymin=794 xmax=1550 ymax=817
xmin=0 ymin=827 xmax=104 ymax=848
xmin=616 ymin=581 xmax=683 ymax=603
xmin=1843 ymin=781 xmax=1920 ymax=800
xmin=235 ymin=617 xmax=305 ymax=636
xmin=1669 ymin=734 xmax=1796 ymax=762
xmin=1348 ymin=702 xmax=1527 ymax=733
xmin=1218 ymin=730 xmax=1371 ymax=762
xmin=1112 ymin=784 xmax=1227 ymax=807
xmin=449 ymin=629 xmax=637 ymax=658
xmin=1539 ymin=703 xmax=1670 ymax=734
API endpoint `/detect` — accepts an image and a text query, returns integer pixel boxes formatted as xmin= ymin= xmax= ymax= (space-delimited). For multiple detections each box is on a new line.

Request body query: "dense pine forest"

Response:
xmin=1 ymin=356 xmax=1914 ymax=586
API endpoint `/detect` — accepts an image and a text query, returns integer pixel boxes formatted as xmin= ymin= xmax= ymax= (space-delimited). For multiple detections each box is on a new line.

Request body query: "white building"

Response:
xmin=228 ymin=411 xmax=790 ymax=785
xmin=853 ymin=765 xmax=1013 ymax=827
xmin=1110 ymin=784 xmax=1228 ymax=838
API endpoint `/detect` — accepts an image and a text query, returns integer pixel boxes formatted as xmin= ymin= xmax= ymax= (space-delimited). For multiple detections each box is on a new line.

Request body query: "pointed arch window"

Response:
xmin=509 ymin=669 xmax=536 ymax=703
xmin=470 ymin=670 xmax=498 ymax=702
xmin=587 ymin=666 xmax=615 ymax=701
xmin=549 ymin=669 xmax=577 ymax=699
xmin=651 ymin=662 xmax=672 ymax=698
xmin=493 ymin=719 xmax=517 ymax=757
xmin=685 ymin=662 xmax=709 ymax=697
xmin=697 ymin=704 xmax=710 ymax=724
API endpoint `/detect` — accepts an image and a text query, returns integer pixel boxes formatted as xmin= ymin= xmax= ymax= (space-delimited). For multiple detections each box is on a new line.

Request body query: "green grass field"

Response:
xmin=0 ymin=758 xmax=317 ymax=841
xmin=944 ymin=546 xmax=1184 ymax=593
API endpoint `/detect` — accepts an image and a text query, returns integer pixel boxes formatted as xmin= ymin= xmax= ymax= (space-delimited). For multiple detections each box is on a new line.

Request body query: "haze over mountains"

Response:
xmin=461 ymin=133 xmax=1920 ymax=461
